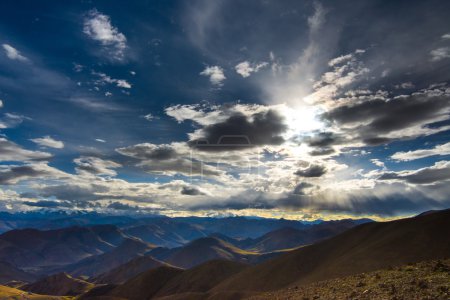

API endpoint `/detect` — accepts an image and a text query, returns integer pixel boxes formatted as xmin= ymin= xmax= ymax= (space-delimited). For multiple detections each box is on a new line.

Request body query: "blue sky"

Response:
xmin=0 ymin=0 xmax=450 ymax=220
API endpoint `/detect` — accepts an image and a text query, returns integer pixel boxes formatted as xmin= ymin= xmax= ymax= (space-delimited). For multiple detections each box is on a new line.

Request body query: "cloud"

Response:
xmin=117 ymin=143 xmax=223 ymax=177
xmin=293 ymin=182 xmax=315 ymax=195
xmin=442 ymin=33 xmax=450 ymax=40
xmin=0 ymin=138 xmax=51 ymax=162
xmin=2 ymin=44 xmax=28 ymax=62
xmin=0 ymin=113 xmax=29 ymax=129
xmin=22 ymin=200 xmax=73 ymax=208
xmin=294 ymin=164 xmax=326 ymax=177
xmin=74 ymin=156 xmax=121 ymax=176
xmin=378 ymin=161 xmax=450 ymax=185
xmin=92 ymin=71 xmax=132 ymax=89
xmin=142 ymin=113 xmax=154 ymax=121
xmin=321 ymin=86 xmax=450 ymax=147
xmin=117 ymin=143 xmax=178 ymax=160
xmin=83 ymin=9 xmax=127 ymax=60
xmin=0 ymin=163 xmax=67 ymax=185
xmin=95 ymin=139 xmax=106 ymax=143
xmin=181 ymin=186 xmax=206 ymax=196
xmin=392 ymin=142 xmax=450 ymax=161
xmin=235 ymin=61 xmax=268 ymax=78
xmin=200 ymin=66 xmax=226 ymax=86
xmin=430 ymin=47 xmax=450 ymax=62
xmin=30 ymin=136 xmax=64 ymax=149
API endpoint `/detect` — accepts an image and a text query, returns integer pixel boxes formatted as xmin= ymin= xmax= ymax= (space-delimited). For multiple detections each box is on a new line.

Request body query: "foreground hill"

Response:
xmin=0 ymin=284 xmax=70 ymax=299
xmin=94 ymin=255 xmax=171 ymax=284
xmin=94 ymin=260 xmax=248 ymax=300
xmin=250 ymin=259 xmax=450 ymax=300
xmin=107 ymin=266 xmax=184 ymax=300
xmin=64 ymin=238 xmax=155 ymax=278
xmin=21 ymin=272 xmax=94 ymax=296
xmin=211 ymin=209 xmax=450 ymax=294
xmin=153 ymin=260 xmax=248 ymax=298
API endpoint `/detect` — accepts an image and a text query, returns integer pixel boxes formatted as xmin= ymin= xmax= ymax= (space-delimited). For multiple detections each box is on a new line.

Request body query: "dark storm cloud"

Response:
xmin=181 ymin=186 xmax=206 ymax=196
xmin=304 ymin=132 xmax=341 ymax=147
xmin=294 ymin=165 xmax=327 ymax=177
xmin=22 ymin=200 xmax=73 ymax=208
xmin=36 ymin=184 xmax=109 ymax=201
xmin=293 ymin=182 xmax=314 ymax=195
xmin=378 ymin=162 xmax=450 ymax=184
xmin=190 ymin=109 xmax=287 ymax=151
xmin=0 ymin=165 xmax=59 ymax=185
xmin=322 ymin=92 xmax=450 ymax=145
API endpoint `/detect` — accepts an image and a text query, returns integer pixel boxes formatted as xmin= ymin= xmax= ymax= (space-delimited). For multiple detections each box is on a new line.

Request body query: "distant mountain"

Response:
xmin=0 ymin=225 xmax=120 ymax=268
xmin=0 ymin=261 xmax=36 ymax=284
xmin=123 ymin=221 xmax=206 ymax=248
xmin=149 ymin=237 xmax=262 ymax=269
xmin=63 ymin=238 xmax=155 ymax=278
xmin=243 ymin=219 xmax=363 ymax=252
xmin=93 ymin=255 xmax=171 ymax=284
xmin=21 ymin=272 xmax=93 ymax=296
xmin=0 ymin=211 xmax=137 ymax=233
xmin=211 ymin=209 xmax=450 ymax=294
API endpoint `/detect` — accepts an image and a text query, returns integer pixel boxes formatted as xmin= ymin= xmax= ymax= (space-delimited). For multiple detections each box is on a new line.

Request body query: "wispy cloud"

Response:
xmin=2 ymin=44 xmax=28 ymax=62
xmin=30 ymin=136 xmax=64 ymax=149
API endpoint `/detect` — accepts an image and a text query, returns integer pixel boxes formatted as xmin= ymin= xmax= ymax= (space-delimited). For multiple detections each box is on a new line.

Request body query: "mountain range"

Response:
xmin=0 ymin=209 xmax=448 ymax=299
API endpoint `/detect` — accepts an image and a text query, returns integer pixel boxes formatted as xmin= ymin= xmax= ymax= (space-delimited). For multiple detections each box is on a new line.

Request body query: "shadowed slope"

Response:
xmin=154 ymin=260 xmax=248 ymax=298
xmin=21 ymin=272 xmax=94 ymax=296
xmin=93 ymin=255 xmax=171 ymax=284
xmin=211 ymin=209 xmax=450 ymax=293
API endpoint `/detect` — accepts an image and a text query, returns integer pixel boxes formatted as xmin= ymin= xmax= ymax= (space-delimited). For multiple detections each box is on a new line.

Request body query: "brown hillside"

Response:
xmin=21 ymin=272 xmax=94 ymax=296
xmin=93 ymin=255 xmax=170 ymax=284
xmin=211 ymin=209 xmax=450 ymax=293
xmin=154 ymin=260 xmax=248 ymax=298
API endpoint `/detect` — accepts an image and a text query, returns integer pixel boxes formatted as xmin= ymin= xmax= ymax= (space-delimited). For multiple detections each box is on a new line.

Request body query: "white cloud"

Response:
xmin=83 ymin=9 xmax=127 ymax=60
xmin=116 ymin=79 xmax=131 ymax=89
xmin=0 ymin=138 xmax=52 ymax=162
xmin=74 ymin=156 xmax=121 ymax=177
xmin=92 ymin=71 xmax=131 ymax=89
xmin=235 ymin=61 xmax=268 ymax=78
xmin=200 ymin=66 xmax=226 ymax=86
xmin=30 ymin=136 xmax=64 ymax=149
xmin=143 ymin=113 xmax=154 ymax=121
xmin=95 ymin=138 xmax=106 ymax=143
xmin=392 ymin=142 xmax=450 ymax=161
xmin=430 ymin=47 xmax=450 ymax=61
xmin=2 ymin=44 xmax=28 ymax=62
xmin=441 ymin=33 xmax=450 ymax=40
xmin=328 ymin=54 xmax=352 ymax=66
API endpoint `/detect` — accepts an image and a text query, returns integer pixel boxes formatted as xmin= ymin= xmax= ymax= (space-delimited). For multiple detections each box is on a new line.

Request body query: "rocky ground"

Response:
xmin=250 ymin=259 xmax=450 ymax=300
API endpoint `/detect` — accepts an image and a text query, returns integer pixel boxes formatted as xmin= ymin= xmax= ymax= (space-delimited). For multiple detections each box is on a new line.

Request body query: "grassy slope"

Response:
xmin=0 ymin=285 xmax=72 ymax=299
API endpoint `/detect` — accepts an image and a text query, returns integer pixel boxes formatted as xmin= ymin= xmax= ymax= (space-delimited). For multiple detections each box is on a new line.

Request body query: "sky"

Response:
xmin=0 ymin=0 xmax=450 ymax=220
